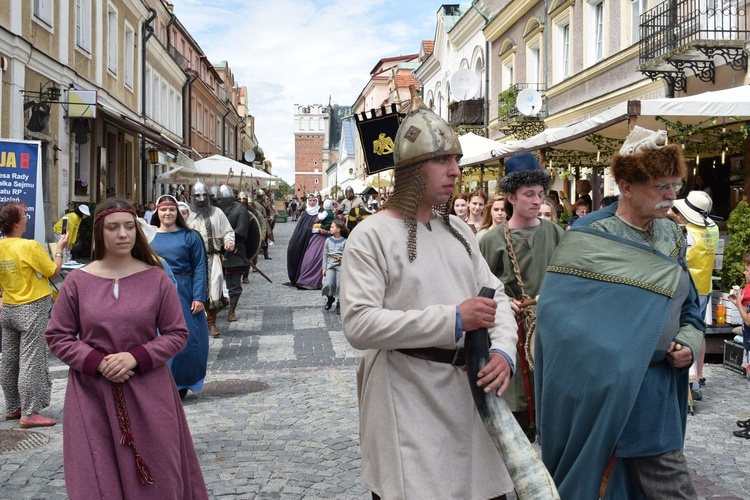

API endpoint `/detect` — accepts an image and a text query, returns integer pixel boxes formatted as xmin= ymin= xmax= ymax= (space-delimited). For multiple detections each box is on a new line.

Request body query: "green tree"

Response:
xmin=721 ymin=199 xmax=750 ymax=290
xmin=273 ymin=179 xmax=293 ymax=199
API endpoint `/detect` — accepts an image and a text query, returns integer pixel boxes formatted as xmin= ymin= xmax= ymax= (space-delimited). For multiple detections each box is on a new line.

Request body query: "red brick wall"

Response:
xmin=295 ymin=135 xmax=324 ymax=195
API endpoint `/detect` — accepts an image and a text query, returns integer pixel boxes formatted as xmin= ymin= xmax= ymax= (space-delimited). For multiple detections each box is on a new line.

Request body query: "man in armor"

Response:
xmin=238 ymin=191 xmax=266 ymax=284
xmin=340 ymin=88 xmax=517 ymax=499
xmin=255 ymin=188 xmax=277 ymax=255
xmin=340 ymin=186 xmax=370 ymax=231
xmin=188 ymin=181 xmax=235 ymax=337
xmin=216 ymin=185 xmax=250 ymax=323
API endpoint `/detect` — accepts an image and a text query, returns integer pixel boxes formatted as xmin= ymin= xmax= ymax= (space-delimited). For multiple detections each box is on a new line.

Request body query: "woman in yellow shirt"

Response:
xmin=0 ymin=201 xmax=67 ymax=427
xmin=53 ymin=204 xmax=89 ymax=261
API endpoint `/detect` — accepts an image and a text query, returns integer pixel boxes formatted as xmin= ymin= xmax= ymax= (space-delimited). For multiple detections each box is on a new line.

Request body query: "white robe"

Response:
xmin=341 ymin=212 xmax=518 ymax=499
xmin=189 ymin=207 xmax=234 ymax=309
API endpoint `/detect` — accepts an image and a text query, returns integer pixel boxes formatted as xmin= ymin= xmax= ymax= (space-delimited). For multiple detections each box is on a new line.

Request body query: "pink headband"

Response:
xmin=94 ymin=207 xmax=137 ymax=225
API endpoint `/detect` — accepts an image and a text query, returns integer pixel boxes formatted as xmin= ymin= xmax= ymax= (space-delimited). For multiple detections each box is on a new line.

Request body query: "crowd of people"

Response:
xmin=0 ymin=179 xmax=290 ymax=497
xmin=0 ymin=93 xmax=739 ymax=498
xmin=336 ymin=91 xmax=718 ymax=499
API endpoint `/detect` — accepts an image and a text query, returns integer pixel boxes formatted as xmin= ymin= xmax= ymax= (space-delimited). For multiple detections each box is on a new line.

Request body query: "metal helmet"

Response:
xmin=257 ymin=188 xmax=265 ymax=196
xmin=393 ymin=86 xmax=462 ymax=168
xmin=345 ymin=186 xmax=354 ymax=196
xmin=193 ymin=180 xmax=208 ymax=196
xmin=238 ymin=191 xmax=249 ymax=201
xmin=210 ymin=185 xmax=219 ymax=198
xmin=218 ymin=184 xmax=233 ymax=199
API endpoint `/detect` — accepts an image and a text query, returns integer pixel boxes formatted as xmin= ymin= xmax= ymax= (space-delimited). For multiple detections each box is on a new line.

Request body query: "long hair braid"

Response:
xmin=436 ymin=195 xmax=472 ymax=258
xmin=384 ymin=161 xmax=472 ymax=262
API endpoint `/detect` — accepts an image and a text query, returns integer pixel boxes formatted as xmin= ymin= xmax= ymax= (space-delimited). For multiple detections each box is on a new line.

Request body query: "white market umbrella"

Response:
xmin=156 ymin=154 xmax=277 ymax=189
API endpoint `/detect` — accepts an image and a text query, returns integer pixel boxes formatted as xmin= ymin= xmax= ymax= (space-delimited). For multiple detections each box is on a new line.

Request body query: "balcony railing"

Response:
xmin=640 ymin=0 xmax=750 ymax=64
xmin=448 ymin=98 xmax=484 ymax=128
xmin=168 ymin=46 xmax=190 ymax=72
xmin=497 ymin=83 xmax=546 ymax=140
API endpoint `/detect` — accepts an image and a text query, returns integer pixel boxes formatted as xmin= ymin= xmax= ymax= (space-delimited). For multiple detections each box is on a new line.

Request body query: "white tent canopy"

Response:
xmin=156 ymin=154 xmax=277 ymax=189
xmin=458 ymin=132 xmax=511 ymax=167
xmin=461 ymin=86 xmax=750 ymax=165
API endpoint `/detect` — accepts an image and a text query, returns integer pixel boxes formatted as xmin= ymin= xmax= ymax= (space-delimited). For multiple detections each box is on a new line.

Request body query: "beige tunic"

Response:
xmin=341 ymin=212 xmax=518 ymax=500
xmin=189 ymin=207 xmax=235 ymax=308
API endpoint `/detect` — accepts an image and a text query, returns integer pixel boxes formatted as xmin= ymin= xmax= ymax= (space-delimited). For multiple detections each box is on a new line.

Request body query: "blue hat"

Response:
xmin=501 ymin=153 xmax=550 ymax=193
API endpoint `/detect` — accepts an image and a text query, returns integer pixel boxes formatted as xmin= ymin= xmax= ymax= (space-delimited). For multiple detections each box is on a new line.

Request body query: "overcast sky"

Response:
xmin=170 ymin=0 xmax=449 ymax=185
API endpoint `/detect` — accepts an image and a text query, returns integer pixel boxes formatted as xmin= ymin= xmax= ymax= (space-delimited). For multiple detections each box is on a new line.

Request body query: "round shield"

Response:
xmin=245 ymin=210 xmax=262 ymax=262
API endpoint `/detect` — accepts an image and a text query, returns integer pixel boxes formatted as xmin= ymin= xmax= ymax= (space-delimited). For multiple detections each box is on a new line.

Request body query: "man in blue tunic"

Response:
xmin=535 ymin=126 xmax=703 ymax=499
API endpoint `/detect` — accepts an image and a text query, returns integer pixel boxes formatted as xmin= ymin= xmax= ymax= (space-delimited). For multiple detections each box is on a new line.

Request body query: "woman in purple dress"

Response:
xmin=287 ymin=193 xmax=327 ymax=289
xmin=149 ymin=194 xmax=208 ymax=400
xmin=45 ymin=198 xmax=207 ymax=499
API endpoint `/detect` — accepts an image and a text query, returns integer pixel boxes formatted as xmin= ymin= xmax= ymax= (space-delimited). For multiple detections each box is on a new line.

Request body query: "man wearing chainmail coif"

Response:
xmin=188 ymin=180 xmax=235 ymax=337
xmin=340 ymin=88 xmax=518 ymax=500
xmin=479 ymin=153 xmax=564 ymax=441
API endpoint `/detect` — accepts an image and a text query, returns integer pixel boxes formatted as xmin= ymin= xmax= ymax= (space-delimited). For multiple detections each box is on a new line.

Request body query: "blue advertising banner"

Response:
xmin=0 ymin=139 xmax=43 ymax=243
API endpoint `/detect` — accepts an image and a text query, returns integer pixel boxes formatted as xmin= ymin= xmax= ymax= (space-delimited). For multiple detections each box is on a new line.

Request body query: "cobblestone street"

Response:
xmin=2 ymin=220 xmax=750 ymax=498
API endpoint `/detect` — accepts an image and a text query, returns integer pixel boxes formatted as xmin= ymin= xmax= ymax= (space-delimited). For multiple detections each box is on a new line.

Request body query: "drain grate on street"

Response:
xmin=199 ymin=379 xmax=269 ymax=397
xmin=0 ymin=430 xmax=51 ymax=454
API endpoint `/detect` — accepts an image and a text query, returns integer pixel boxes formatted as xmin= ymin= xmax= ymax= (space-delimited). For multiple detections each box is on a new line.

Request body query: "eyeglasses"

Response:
xmin=156 ymin=195 xmax=178 ymax=205
xmin=652 ymin=180 xmax=684 ymax=194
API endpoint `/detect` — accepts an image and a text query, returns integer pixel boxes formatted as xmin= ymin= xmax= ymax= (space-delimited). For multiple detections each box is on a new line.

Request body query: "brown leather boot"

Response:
xmin=206 ymin=308 xmax=220 ymax=337
xmin=227 ymin=296 xmax=240 ymax=322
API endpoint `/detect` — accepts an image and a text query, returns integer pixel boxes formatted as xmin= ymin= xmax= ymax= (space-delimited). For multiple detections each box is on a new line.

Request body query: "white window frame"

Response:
xmin=176 ymin=95 xmax=183 ymax=136
xmin=161 ymin=81 xmax=168 ymax=126
xmin=216 ymin=118 xmax=221 ymax=146
xmin=124 ymin=22 xmax=135 ymax=90
xmin=553 ymin=14 xmax=572 ymax=83
xmin=145 ymin=65 xmax=152 ymax=117
xmin=168 ymin=88 xmax=175 ymax=133
xmin=33 ymin=0 xmax=54 ymax=29
xmin=196 ymin=103 xmax=203 ymax=134
xmin=107 ymin=5 xmax=118 ymax=75
xmin=595 ymin=1 xmax=605 ymax=61
xmin=152 ymin=73 xmax=160 ymax=122
xmin=631 ymin=0 xmax=648 ymax=44
xmin=75 ymin=0 xmax=92 ymax=53
xmin=585 ymin=0 xmax=606 ymax=66
xmin=526 ymin=36 xmax=543 ymax=85
xmin=501 ymin=54 xmax=515 ymax=92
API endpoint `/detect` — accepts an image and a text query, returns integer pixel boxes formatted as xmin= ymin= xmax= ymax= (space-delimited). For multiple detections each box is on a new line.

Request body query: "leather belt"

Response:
xmin=397 ymin=347 xmax=465 ymax=366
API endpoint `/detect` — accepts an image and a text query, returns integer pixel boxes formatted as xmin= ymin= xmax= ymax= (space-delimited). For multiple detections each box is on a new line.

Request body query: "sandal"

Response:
xmin=734 ymin=428 xmax=750 ymax=439
xmin=737 ymin=418 xmax=750 ymax=428
xmin=19 ymin=414 xmax=56 ymax=428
